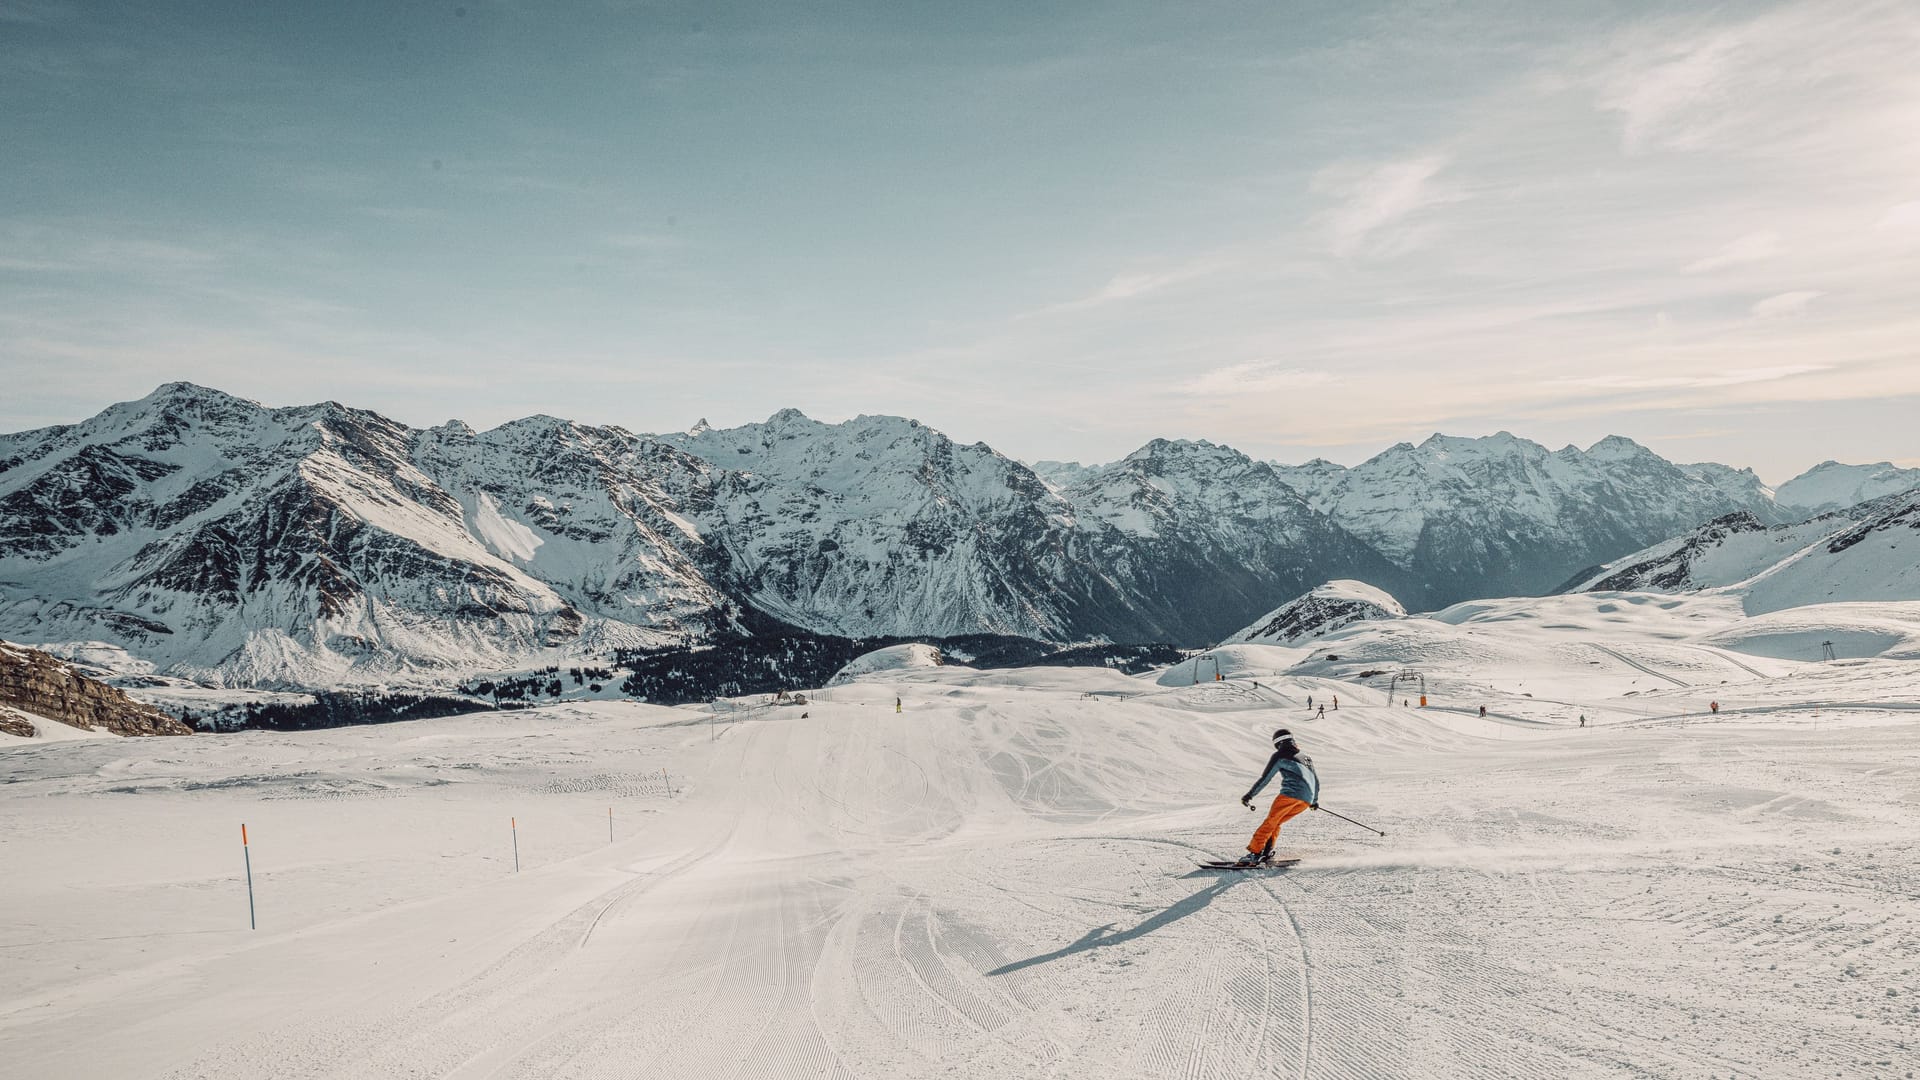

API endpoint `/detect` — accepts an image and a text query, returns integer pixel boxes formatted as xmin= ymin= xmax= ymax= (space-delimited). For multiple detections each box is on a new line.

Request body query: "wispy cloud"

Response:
xmin=1877 ymin=201 xmax=1920 ymax=235
xmin=1590 ymin=1 xmax=1920 ymax=156
xmin=1683 ymin=231 xmax=1782 ymax=273
xmin=1021 ymin=259 xmax=1227 ymax=318
xmin=1311 ymin=154 xmax=1459 ymax=259
xmin=0 ymin=219 xmax=227 ymax=274
xmin=1594 ymin=29 xmax=1740 ymax=153
xmin=1560 ymin=365 xmax=1828 ymax=391
xmin=1181 ymin=363 xmax=1336 ymax=397
xmin=1750 ymin=290 xmax=1823 ymax=319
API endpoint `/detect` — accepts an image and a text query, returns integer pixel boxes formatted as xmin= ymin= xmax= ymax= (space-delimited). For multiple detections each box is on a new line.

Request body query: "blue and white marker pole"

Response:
xmin=512 ymin=817 xmax=520 ymax=872
xmin=241 ymin=823 xmax=256 ymax=930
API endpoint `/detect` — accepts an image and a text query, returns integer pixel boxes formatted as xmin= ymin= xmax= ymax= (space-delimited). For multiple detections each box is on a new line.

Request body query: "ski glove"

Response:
xmin=1241 ymin=796 xmax=1253 ymax=809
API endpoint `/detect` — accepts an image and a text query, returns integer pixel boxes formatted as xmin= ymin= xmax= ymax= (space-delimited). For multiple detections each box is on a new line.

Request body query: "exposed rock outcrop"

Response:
xmin=0 ymin=640 xmax=192 ymax=737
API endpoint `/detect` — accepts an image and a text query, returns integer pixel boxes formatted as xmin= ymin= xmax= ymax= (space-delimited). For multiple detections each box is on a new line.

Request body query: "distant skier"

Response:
xmin=1479 ymin=705 xmax=1487 ymax=718
xmin=1332 ymin=695 xmax=1338 ymax=711
xmin=1578 ymin=714 xmax=1586 ymax=727
xmin=1709 ymin=701 xmax=1719 ymax=714
xmin=1235 ymin=728 xmax=1320 ymax=866
xmin=1315 ymin=704 xmax=1326 ymax=719
xmin=1307 ymin=695 xmax=1314 ymax=710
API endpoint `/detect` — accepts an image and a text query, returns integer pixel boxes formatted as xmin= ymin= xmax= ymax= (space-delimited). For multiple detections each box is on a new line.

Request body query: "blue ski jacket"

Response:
xmin=1243 ymin=752 xmax=1319 ymax=805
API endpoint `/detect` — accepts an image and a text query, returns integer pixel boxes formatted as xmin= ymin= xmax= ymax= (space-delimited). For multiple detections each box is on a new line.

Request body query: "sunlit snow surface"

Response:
xmin=831 ymin=642 xmax=946 ymax=684
xmin=3 ymin=594 xmax=1919 ymax=1078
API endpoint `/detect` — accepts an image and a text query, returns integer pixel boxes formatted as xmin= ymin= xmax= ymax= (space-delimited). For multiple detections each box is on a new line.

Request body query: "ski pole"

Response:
xmin=1314 ymin=805 xmax=1386 ymax=836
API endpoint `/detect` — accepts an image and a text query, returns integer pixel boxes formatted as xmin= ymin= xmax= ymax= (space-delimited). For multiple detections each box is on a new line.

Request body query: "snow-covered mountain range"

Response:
xmin=1269 ymin=432 xmax=1781 ymax=601
xmin=1770 ymin=460 xmax=1920 ymax=517
xmin=1 ymin=383 xmax=1910 ymax=686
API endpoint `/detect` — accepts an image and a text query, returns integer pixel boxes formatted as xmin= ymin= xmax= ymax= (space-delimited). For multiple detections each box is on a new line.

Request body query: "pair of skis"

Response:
xmin=1195 ymin=804 xmax=1383 ymax=870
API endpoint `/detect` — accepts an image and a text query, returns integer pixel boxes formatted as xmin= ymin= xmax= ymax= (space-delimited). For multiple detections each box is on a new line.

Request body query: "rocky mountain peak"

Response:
xmin=1583 ymin=434 xmax=1656 ymax=461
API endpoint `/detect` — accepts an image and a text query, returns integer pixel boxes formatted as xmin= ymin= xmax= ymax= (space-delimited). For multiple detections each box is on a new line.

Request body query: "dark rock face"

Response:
xmin=0 ymin=641 xmax=192 ymax=737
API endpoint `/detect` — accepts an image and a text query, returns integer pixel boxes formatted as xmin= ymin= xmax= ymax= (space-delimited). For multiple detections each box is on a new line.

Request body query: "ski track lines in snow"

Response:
xmin=5 ymin=666 xmax=1920 ymax=1078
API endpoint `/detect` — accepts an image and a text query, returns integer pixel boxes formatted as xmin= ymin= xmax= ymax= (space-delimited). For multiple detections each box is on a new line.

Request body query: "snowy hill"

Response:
xmin=5 ymin=597 xmax=1917 ymax=1078
xmin=1273 ymin=432 xmax=1778 ymax=606
xmin=1570 ymin=511 xmax=1838 ymax=594
xmin=1221 ymin=579 xmax=1406 ymax=646
xmin=1570 ymin=489 xmax=1920 ymax=616
xmin=830 ymin=642 xmax=947 ymax=684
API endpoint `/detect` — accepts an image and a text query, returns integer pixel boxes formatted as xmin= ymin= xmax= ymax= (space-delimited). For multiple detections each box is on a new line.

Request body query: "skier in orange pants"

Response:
xmin=1235 ymin=728 xmax=1321 ymax=866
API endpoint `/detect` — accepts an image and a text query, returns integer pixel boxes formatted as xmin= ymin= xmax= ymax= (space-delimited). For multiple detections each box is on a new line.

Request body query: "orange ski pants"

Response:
xmin=1250 ymin=795 xmax=1311 ymax=853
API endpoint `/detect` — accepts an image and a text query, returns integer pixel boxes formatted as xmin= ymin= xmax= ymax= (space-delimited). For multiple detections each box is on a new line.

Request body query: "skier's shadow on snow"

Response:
xmin=987 ymin=876 xmax=1240 ymax=976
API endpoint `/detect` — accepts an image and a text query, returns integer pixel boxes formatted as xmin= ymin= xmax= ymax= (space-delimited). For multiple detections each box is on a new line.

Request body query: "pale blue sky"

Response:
xmin=3 ymin=0 xmax=1917 ymax=482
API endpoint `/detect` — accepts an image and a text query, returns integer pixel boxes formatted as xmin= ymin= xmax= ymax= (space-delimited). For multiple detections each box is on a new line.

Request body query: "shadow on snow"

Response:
xmin=987 ymin=875 xmax=1251 ymax=976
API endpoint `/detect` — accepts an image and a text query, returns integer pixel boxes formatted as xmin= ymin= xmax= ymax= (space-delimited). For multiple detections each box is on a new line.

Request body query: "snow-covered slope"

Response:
xmin=7 ymin=604 xmax=1918 ymax=1078
xmin=1571 ymin=489 xmax=1920 ymax=616
xmin=830 ymin=642 xmax=947 ymax=683
xmin=1222 ymin=579 xmax=1406 ymax=646
xmin=1774 ymin=460 xmax=1920 ymax=516
xmin=1570 ymin=512 xmax=1840 ymax=594
xmin=1697 ymin=601 xmax=1920 ymax=661
xmin=1274 ymin=432 xmax=1777 ymax=606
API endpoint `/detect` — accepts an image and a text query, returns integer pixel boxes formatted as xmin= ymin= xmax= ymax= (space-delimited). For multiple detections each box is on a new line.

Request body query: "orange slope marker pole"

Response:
xmin=241 ymin=823 xmax=256 ymax=930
